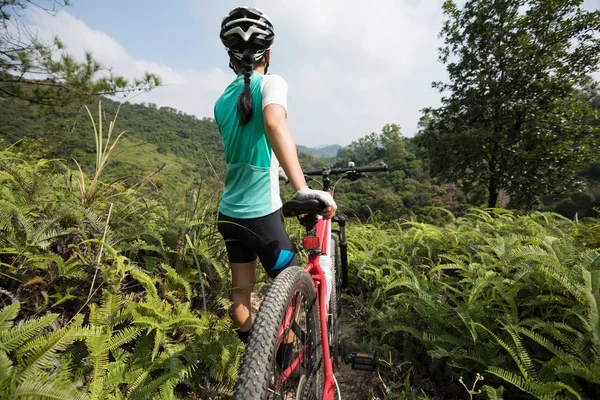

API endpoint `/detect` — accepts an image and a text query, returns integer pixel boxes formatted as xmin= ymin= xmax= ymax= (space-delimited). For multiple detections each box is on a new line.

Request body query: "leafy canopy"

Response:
xmin=416 ymin=0 xmax=600 ymax=209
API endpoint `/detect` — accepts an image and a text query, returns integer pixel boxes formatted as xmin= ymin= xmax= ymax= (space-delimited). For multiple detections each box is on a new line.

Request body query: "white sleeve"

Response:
xmin=261 ymin=74 xmax=288 ymax=115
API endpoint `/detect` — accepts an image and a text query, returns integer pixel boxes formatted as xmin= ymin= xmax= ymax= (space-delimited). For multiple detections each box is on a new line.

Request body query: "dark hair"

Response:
xmin=234 ymin=48 xmax=270 ymax=126
xmin=237 ymin=48 xmax=254 ymax=126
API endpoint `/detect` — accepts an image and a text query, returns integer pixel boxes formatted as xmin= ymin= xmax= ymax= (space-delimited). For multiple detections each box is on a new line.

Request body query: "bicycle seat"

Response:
xmin=282 ymin=199 xmax=324 ymax=218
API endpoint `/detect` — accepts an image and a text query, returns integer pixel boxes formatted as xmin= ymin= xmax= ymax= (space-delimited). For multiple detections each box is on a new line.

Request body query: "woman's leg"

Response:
xmin=231 ymin=260 xmax=257 ymax=336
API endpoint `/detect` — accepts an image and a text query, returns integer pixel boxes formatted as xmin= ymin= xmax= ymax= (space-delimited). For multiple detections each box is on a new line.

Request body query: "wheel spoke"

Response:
xmin=269 ymin=289 xmax=315 ymax=397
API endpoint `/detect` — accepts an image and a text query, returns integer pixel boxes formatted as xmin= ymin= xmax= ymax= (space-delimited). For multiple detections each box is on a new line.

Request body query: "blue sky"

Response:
xmin=65 ymin=0 xmax=215 ymax=70
xmin=22 ymin=0 xmax=600 ymax=147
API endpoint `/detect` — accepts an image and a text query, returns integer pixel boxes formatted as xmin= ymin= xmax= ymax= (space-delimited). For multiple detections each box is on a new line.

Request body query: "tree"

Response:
xmin=337 ymin=123 xmax=420 ymax=175
xmin=0 ymin=0 xmax=159 ymax=106
xmin=416 ymin=0 xmax=600 ymax=209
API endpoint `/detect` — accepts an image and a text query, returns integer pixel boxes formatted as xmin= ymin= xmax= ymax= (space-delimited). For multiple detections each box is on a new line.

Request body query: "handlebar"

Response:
xmin=303 ymin=162 xmax=388 ymax=177
xmin=283 ymin=162 xmax=388 ymax=219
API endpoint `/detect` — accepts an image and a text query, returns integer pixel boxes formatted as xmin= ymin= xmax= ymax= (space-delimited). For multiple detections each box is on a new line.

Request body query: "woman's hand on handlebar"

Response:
xmin=291 ymin=186 xmax=337 ymax=219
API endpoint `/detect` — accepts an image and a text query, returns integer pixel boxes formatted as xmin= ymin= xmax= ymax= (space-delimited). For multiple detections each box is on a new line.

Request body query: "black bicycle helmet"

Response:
xmin=220 ymin=6 xmax=275 ymax=61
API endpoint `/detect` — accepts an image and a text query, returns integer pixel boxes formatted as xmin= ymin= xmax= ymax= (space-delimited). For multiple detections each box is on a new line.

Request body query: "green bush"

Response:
xmin=0 ymin=146 xmax=241 ymax=399
xmin=348 ymin=209 xmax=600 ymax=399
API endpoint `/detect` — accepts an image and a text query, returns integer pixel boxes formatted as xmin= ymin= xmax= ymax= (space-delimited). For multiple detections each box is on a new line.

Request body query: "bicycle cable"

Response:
xmin=333 ymin=373 xmax=342 ymax=400
xmin=331 ymin=175 xmax=345 ymax=197
xmin=305 ymin=176 xmax=323 ymax=189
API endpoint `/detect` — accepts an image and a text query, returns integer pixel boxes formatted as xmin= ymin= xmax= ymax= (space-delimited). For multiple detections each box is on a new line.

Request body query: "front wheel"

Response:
xmin=233 ymin=266 xmax=322 ymax=400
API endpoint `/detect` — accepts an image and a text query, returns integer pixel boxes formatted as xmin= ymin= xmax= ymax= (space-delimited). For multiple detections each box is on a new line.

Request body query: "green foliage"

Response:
xmin=543 ymin=92 xmax=600 ymax=218
xmin=349 ymin=210 xmax=600 ymax=399
xmin=0 ymin=288 xmax=242 ymax=399
xmin=332 ymin=124 xmax=473 ymax=221
xmin=0 ymin=93 xmax=478 ymax=222
xmin=0 ymin=140 xmax=241 ymax=398
xmin=71 ymin=100 xmax=130 ymax=206
xmin=417 ymin=0 xmax=600 ymax=209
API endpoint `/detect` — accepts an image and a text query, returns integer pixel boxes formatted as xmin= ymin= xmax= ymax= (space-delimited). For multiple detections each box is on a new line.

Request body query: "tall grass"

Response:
xmin=71 ymin=101 xmax=128 ymax=205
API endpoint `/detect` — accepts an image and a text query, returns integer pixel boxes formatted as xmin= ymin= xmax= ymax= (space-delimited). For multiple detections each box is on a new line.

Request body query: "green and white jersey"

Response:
xmin=214 ymin=71 xmax=288 ymax=219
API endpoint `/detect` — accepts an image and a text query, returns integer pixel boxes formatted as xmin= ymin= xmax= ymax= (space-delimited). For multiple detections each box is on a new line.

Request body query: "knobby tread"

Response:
xmin=329 ymin=232 xmax=341 ymax=369
xmin=233 ymin=266 xmax=320 ymax=400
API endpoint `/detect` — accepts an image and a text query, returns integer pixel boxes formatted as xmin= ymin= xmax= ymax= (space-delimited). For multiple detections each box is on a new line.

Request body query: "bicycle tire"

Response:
xmin=328 ymin=232 xmax=342 ymax=370
xmin=233 ymin=266 xmax=322 ymax=400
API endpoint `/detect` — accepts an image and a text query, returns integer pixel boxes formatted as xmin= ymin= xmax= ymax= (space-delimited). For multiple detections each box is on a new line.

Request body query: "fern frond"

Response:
xmin=0 ymin=313 xmax=57 ymax=353
xmin=482 ymin=385 xmax=505 ymax=400
xmin=12 ymin=375 xmax=90 ymax=400
xmin=487 ymin=366 xmax=581 ymax=400
xmin=126 ymin=367 xmax=150 ymax=394
xmin=504 ymin=326 xmax=537 ymax=381
xmin=513 ymin=326 xmax=585 ymax=367
xmin=160 ymin=263 xmax=192 ymax=301
xmin=475 ymin=323 xmax=532 ymax=380
xmin=0 ymin=303 xmax=20 ymax=332
xmin=86 ymin=334 xmax=110 ymax=399
xmin=104 ymin=327 xmax=142 ymax=355
xmin=17 ymin=317 xmax=96 ymax=383
xmin=454 ymin=307 xmax=478 ymax=343
xmin=129 ymin=269 xmax=158 ymax=300
xmin=21 ymin=253 xmax=66 ymax=272
xmin=0 ymin=350 xmax=13 ymax=389
xmin=556 ymin=357 xmax=600 ymax=383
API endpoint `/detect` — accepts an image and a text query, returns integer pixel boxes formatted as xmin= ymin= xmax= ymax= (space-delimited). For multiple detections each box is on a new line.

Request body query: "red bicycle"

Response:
xmin=233 ymin=163 xmax=388 ymax=400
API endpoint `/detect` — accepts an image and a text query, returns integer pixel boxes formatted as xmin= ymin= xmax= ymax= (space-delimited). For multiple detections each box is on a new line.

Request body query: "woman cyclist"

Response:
xmin=215 ymin=6 xmax=336 ymax=345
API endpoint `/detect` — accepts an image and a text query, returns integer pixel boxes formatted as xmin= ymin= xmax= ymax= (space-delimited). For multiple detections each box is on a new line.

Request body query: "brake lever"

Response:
xmin=304 ymin=176 xmax=323 ymax=188
xmin=345 ymin=172 xmax=372 ymax=181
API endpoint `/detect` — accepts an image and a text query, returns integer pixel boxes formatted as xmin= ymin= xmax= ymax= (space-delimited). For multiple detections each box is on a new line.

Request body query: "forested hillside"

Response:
xmin=0 ymin=95 xmax=483 ymax=222
xmin=2 ymin=90 xmax=599 ymax=221
xmin=0 ymin=94 xmax=226 ymax=188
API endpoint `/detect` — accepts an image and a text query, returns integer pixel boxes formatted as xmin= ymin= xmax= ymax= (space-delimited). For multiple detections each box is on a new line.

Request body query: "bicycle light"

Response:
xmin=302 ymin=236 xmax=320 ymax=250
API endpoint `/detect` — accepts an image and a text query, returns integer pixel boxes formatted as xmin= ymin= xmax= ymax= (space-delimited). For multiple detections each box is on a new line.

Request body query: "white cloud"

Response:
xmin=27 ymin=8 xmax=232 ymax=129
xmin=24 ymin=1 xmax=600 ymax=147
xmin=211 ymin=0 xmax=449 ymax=145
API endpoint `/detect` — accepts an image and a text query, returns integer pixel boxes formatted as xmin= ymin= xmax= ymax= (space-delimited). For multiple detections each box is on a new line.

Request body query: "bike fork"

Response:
xmin=332 ymin=215 xmax=348 ymax=289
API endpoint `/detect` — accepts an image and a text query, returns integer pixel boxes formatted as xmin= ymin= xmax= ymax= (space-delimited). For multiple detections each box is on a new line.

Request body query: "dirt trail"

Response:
xmin=335 ymin=303 xmax=380 ymax=400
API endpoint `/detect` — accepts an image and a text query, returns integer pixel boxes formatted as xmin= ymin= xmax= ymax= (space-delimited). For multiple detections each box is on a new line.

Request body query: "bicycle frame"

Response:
xmin=305 ymin=195 xmax=335 ymax=400
xmin=277 ymin=188 xmax=336 ymax=400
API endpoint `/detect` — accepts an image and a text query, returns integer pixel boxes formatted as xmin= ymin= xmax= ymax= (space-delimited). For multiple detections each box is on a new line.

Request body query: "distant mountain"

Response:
xmin=297 ymin=144 xmax=342 ymax=159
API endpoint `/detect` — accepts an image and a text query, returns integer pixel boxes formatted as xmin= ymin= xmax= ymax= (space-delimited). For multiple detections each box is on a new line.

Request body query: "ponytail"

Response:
xmin=237 ymin=48 xmax=254 ymax=126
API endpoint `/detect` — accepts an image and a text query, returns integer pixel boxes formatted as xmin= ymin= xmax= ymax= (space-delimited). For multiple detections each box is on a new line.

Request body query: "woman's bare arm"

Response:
xmin=263 ymin=104 xmax=307 ymax=191
xmin=263 ymin=103 xmax=336 ymax=219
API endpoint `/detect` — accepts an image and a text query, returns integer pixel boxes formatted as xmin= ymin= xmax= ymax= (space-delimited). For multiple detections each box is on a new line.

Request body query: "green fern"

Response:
xmin=350 ymin=209 xmax=600 ymax=399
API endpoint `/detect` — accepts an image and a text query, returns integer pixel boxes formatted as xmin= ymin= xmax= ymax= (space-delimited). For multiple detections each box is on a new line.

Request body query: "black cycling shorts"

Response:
xmin=217 ymin=209 xmax=298 ymax=278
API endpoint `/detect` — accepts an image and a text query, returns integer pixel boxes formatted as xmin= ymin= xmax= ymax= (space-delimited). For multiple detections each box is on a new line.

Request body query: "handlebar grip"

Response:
xmin=356 ymin=163 xmax=388 ymax=173
xmin=303 ymin=169 xmax=324 ymax=176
